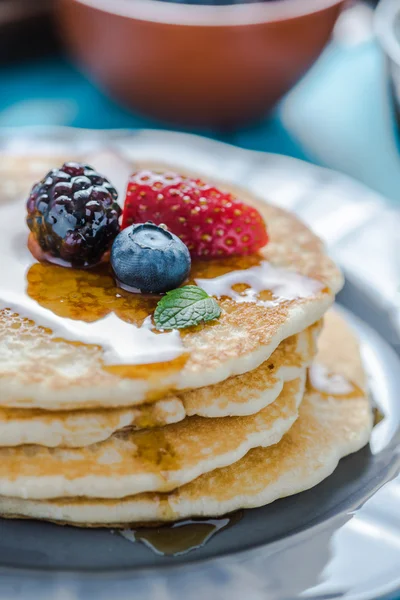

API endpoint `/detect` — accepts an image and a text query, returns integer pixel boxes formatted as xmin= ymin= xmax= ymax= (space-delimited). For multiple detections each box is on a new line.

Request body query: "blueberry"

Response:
xmin=111 ymin=222 xmax=191 ymax=294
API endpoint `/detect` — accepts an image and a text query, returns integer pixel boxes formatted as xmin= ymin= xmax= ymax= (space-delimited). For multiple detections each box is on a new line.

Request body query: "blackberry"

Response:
xmin=26 ymin=162 xmax=121 ymax=267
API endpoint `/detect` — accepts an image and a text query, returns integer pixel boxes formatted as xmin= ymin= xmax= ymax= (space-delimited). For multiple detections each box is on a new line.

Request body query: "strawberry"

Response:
xmin=122 ymin=171 xmax=268 ymax=258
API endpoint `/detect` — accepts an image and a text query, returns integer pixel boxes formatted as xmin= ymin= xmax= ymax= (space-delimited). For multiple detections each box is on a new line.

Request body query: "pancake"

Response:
xmin=0 ymin=397 xmax=186 ymax=448
xmin=0 ymin=376 xmax=305 ymax=500
xmin=0 ymin=322 xmax=320 ymax=448
xmin=181 ymin=320 xmax=320 ymax=418
xmin=0 ymin=154 xmax=343 ymax=410
xmin=0 ymin=310 xmax=372 ymax=526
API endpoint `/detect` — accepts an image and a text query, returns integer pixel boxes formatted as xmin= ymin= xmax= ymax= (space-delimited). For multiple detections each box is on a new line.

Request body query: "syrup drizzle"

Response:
xmin=0 ymin=201 xmax=183 ymax=365
xmin=0 ymin=192 xmax=324 ymax=368
xmin=120 ymin=512 xmax=243 ymax=556
xmin=196 ymin=261 xmax=323 ymax=306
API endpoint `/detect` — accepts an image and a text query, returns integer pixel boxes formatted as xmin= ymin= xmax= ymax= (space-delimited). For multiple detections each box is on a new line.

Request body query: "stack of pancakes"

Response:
xmin=0 ymin=179 xmax=373 ymax=528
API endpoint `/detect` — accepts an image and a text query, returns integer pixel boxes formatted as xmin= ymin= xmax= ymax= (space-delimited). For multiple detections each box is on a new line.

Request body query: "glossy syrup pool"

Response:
xmin=119 ymin=512 xmax=243 ymax=557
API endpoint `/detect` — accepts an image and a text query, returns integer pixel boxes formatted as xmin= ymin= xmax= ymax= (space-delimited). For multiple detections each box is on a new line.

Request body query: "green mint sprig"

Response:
xmin=154 ymin=285 xmax=221 ymax=330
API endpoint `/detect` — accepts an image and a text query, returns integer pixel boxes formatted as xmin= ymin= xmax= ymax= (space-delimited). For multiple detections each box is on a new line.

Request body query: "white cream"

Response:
xmin=308 ymin=363 xmax=354 ymax=395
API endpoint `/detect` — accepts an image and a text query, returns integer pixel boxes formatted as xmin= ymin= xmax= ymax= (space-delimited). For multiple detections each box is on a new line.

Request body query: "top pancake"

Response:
xmin=0 ymin=154 xmax=343 ymax=410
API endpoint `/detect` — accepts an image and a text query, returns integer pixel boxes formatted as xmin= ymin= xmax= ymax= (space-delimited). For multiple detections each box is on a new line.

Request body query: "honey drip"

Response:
xmin=372 ymin=405 xmax=385 ymax=426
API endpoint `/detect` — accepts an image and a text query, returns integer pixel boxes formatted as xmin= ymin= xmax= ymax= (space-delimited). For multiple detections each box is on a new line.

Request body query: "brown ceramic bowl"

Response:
xmin=57 ymin=0 xmax=344 ymax=129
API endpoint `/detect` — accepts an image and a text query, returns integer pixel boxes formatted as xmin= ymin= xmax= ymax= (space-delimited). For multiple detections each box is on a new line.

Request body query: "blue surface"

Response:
xmin=0 ymin=18 xmax=399 ymax=203
xmin=0 ymin=56 xmax=308 ymax=160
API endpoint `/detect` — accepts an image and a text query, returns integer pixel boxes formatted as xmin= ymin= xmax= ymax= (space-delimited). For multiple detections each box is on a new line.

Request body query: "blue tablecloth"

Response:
xmin=0 ymin=4 xmax=399 ymax=203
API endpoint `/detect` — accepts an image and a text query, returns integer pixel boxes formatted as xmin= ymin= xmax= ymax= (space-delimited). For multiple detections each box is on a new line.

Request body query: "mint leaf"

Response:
xmin=154 ymin=286 xmax=221 ymax=330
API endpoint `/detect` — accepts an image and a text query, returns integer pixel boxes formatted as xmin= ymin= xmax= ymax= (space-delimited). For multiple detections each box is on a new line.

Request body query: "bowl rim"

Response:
xmin=68 ymin=0 xmax=344 ymax=27
xmin=375 ymin=0 xmax=400 ymax=66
